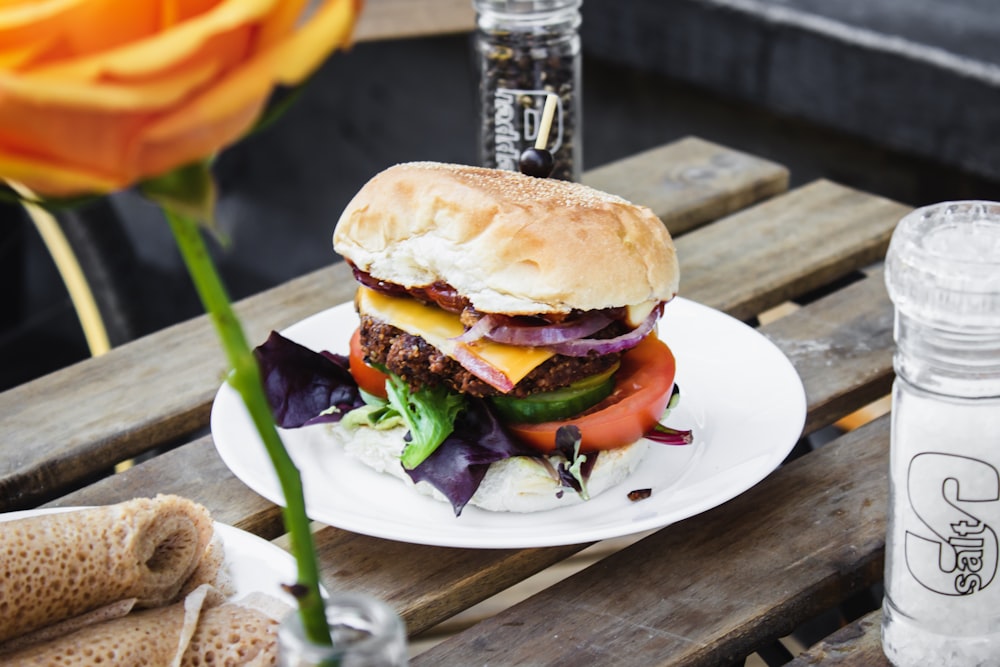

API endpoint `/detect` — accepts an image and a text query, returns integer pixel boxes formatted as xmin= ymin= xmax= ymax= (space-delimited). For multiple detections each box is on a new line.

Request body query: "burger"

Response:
xmin=257 ymin=162 xmax=685 ymax=515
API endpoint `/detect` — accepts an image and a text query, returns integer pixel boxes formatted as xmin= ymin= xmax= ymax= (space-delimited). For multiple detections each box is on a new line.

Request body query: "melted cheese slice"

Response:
xmin=356 ymin=286 xmax=556 ymax=391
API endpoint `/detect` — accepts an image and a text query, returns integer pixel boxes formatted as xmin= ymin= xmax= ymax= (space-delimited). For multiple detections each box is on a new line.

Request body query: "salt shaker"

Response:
xmin=473 ymin=0 xmax=582 ymax=181
xmin=882 ymin=201 xmax=1000 ymax=666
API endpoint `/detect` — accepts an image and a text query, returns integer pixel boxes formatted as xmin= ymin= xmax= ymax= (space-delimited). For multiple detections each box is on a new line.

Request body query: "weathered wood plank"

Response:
xmin=677 ymin=179 xmax=909 ymax=322
xmin=411 ymin=415 xmax=890 ymax=666
xmin=42 ymin=436 xmax=286 ymax=540
xmin=306 ymin=528 xmax=587 ymax=637
xmin=353 ymin=0 xmax=475 ymax=43
xmin=764 ymin=268 xmax=894 ymax=436
xmin=787 ymin=610 xmax=889 ymax=666
xmin=0 ymin=137 xmax=789 ymax=511
xmin=582 ymin=136 xmax=789 ymax=236
xmin=0 ymin=265 xmax=355 ymax=511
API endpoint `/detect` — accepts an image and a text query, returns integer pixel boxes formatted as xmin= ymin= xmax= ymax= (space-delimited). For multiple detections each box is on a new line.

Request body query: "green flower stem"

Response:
xmin=165 ymin=207 xmax=332 ymax=647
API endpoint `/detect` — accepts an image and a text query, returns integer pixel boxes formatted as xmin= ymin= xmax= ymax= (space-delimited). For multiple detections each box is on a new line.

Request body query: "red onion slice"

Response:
xmin=454 ymin=311 xmax=614 ymax=346
xmin=449 ymin=343 xmax=516 ymax=393
xmin=547 ymin=306 xmax=662 ymax=357
xmin=452 ymin=315 xmax=498 ymax=343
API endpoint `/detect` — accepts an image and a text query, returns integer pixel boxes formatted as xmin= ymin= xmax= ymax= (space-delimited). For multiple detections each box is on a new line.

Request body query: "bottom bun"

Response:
xmin=324 ymin=422 xmax=649 ymax=513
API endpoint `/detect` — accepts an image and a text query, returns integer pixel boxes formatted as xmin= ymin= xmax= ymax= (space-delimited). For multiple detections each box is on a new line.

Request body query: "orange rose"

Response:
xmin=0 ymin=0 xmax=361 ymax=197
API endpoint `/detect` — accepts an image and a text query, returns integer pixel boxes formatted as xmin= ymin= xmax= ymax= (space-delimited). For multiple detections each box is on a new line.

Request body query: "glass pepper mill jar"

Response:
xmin=881 ymin=201 xmax=1000 ymax=666
xmin=474 ymin=0 xmax=583 ymax=181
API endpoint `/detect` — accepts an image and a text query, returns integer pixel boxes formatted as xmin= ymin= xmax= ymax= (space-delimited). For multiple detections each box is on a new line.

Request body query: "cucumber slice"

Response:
xmin=488 ymin=363 xmax=619 ymax=424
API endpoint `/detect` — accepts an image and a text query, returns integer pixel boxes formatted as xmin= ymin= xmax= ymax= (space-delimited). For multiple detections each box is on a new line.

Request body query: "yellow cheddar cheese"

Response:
xmin=356 ymin=286 xmax=555 ymax=389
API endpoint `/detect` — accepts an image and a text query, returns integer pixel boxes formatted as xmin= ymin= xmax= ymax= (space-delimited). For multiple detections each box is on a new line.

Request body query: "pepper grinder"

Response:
xmin=473 ymin=0 xmax=583 ymax=181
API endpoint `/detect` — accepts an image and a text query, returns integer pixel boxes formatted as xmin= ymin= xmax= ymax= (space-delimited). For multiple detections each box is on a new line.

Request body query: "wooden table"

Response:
xmin=1 ymin=136 xmax=903 ymax=666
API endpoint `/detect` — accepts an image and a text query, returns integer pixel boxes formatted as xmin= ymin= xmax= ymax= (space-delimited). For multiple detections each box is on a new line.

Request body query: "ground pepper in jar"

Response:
xmin=474 ymin=0 xmax=582 ymax=181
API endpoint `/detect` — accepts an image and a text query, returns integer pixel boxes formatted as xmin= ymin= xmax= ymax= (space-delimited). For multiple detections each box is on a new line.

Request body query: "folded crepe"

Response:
xmin=2 ymin=584 xmax=287 ymax=666
xmin=0 ymin=495 xmax=220 ymax=645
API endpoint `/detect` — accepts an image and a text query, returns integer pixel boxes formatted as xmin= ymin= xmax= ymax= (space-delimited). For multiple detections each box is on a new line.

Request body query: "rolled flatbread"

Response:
xmin=0 ymin=495 xmax=217 ymax=644
xmin=3 ymin=585 xmax=285 ymax=666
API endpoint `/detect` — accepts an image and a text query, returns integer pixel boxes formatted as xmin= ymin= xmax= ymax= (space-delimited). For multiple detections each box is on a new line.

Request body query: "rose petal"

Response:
xmin=28 ymin=0 xmax=275 ymax=80
xmin=0 ymin=60 xmax=223 ymax=193
xmin=0 ymin=1 xmax=169 ymax=67
xmin=0 ymin=38 xmax=54 ymax=70
xmin=143 ymin=0 xmax=357 ymax=140
xmin=0 ymin=0 xmax=359 ymax=196
xmin=268 ymin=0 xmax=360 ymax=83
xmin=0 ymin=153 xmax=120 ymax=195
xmin=0 ymin=60 xmax=219 ymax=108
xmin=137 ymin=98 xmax=266 ymax=182
xmin=0 ymin=1 xmax=86 ymax=31
xmin=256 ymin=0 xmax=311 ymax=50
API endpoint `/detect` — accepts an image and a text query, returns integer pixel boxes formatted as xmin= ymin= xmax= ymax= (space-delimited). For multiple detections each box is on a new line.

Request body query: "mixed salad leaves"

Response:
xmin=254 ymin=330 xmax=690 ymax=515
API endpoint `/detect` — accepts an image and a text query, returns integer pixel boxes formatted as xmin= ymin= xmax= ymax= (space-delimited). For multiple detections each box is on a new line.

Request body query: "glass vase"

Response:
xmin=278 ymin=593 xmax=408 ymax=667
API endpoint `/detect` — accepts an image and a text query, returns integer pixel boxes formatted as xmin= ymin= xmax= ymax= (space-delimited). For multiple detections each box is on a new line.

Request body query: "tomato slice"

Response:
xmin=348 ymin=328 xmax=390 ymax=398
xmin=506 ymin=334 xmax=676 ymax=453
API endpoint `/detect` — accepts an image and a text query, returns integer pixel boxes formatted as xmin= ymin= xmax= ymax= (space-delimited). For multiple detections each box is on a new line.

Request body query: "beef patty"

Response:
xmin=359 ymin=314 xmax=623 ymax=398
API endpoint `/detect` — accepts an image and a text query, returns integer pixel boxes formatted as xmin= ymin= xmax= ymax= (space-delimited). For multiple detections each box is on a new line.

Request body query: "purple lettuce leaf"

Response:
xmin=646 ymin=424 xmax=694 ymax=445
xmin=645 ymin=384 xmax=693 ymax=445
xmin=554 ymin=425 xmax=596 ymax=498
xmin=253 ymin=330 xmax=365 ymax=428
xmin=405 ymin=398 xmax=540 ymax=516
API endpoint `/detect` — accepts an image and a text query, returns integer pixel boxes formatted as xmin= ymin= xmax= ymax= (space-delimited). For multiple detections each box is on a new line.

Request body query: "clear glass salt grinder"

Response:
xmin=881 ymin=201 xmax=1000 ymax=666
xmin=473 ymin=0 xmax=583 ymax=181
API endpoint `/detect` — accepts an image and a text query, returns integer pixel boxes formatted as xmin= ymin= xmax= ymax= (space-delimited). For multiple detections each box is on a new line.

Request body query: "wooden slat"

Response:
xmin=306 ymin=528 xmax=587 ymax=636
xmin=677 ymin=179 xmax=909 ymax=322
xmin=582 ymin=136 xmax=789 ymax=236
xmin=42 ymin=436 xmax=286 ymax=540
xmin=353 ymin=0 xmax=475 ymax=43
xmin=0 ymin=137 xmax=788 ymax=511
xmin=788 ymin=610 xmax=889 ymax=666
xmin=411 ymin=414 xmax=890 ymax=666
xmin=765 ymin=268 xmax=894 ymax=436
xmin=0 ymin=267 xmax=355 ymax=511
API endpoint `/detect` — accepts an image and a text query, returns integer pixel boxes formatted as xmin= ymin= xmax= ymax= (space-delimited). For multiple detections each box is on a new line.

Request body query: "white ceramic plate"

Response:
xmin=212 ymin=297 xmax=806 ymax=549
xmin=1 ymin=508 xmax=296 ymax=602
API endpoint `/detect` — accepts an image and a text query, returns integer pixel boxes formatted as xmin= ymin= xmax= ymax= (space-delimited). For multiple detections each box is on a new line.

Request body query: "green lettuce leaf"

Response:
xmin=385 ymin=375 xmax=467 ymax=470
